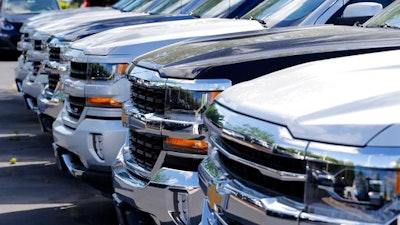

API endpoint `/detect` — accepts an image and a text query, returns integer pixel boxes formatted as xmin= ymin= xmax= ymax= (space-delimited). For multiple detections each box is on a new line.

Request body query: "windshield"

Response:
xmin=191 ymin=0 xmax=248 ymax=18
xmin=363 ymin=1 xmax=400 ymax=28
xmin=241 ymin=0 xmax=325 ymax=27
xmin=120 ymin=0 xmax=153 ymax=12
xmin=148 ymin=0 xmax=193 ymax=14
xmin=2 ymin=0 xmax=59 ymax=14
xmin=112 ymin=0 xmax=134 ymax=9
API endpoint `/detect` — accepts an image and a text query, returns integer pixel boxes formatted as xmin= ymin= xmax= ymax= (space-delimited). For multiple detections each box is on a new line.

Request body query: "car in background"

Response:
xmin=0 ymin=0 xmax=60 ymax=54
xmin=20 ymin=0 xmax=263 ymax=114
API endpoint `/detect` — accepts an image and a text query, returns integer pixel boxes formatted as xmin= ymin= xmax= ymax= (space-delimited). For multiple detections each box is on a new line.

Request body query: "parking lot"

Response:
xmin=0 ymin=56 xmax=118 ymax=225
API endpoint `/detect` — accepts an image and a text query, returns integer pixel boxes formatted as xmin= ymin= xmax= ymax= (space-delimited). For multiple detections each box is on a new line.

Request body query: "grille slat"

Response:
xmin=49 ymin=47 xmax=61 ymax=61
xmin=34 ymin=40 xmax=43 ymax=51
xmin=129 ymin=130 xmax=163 ymax=171
xmin=217 ymin=136 xmax=305 ymax=201
xmin=31 ymin=61 xmax=41 ymax=77
xmin=48 ymin=73 xmax=60 ymax=92
xmin=130 ymin=82 xmax=165 ymax=114
xmin=67 ymin=96 xmax=85 ymax=119
xmin=70 ymin=62 xmax=87 ymax=80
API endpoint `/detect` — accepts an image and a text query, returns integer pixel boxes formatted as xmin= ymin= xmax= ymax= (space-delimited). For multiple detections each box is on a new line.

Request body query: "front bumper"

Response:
xmin=52 ymin=107 xmax=127 ymax=191
xmin=14 ymin=55 xmax=32 ymax=92
xmin=112 ymin=145 xmax=204 ymax=225
xmin=53 ymin=107 xmax=127 ymax=170
xmin=52 ymin=113 xmax=126 ymax=192
xmin=22 ymin=72 xmax=48 ymax=110
xmin=36 ymin=89 xmax=63 ymax=132
xmin=198 ymin=157 xmax=400 ymax=225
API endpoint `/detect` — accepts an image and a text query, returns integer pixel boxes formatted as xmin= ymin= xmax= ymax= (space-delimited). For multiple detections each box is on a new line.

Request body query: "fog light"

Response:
xmin=92 ymin=133 xmax=104 ymax=160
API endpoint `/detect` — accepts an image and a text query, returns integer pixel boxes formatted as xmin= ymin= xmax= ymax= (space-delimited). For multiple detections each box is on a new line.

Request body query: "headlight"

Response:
xmin=82 ymin=63 xmax=129 ymax=108
xmin=0 ymin=20 xmax=14 ymax=31
xmin=88 ymin=63 xmax=129 ymax=81
xmin=70 ymin=62 xmax=129 ymax=81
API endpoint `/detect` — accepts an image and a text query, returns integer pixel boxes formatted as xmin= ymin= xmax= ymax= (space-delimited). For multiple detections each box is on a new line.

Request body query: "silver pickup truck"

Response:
xmin=112 ymin=2 xmax=400 ymax=224
xmin=199 ymin=49 xmax=400 ymax=225
xmin=52 ymin=18 xmax=264 ymax=189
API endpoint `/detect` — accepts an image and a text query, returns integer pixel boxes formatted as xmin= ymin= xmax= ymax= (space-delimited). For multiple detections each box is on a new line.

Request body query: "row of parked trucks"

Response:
xmin=14 ymin=0 xmax=400 ymax=224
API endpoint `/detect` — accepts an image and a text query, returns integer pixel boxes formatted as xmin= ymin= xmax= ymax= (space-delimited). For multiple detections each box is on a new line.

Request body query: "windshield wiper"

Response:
xmin=366 ymin=23 xmax=400 ymax=29
xmin=190 ymin=13 xmax=201 ymax=18
xmin=248 ymin=16 xmax=266 ymax=26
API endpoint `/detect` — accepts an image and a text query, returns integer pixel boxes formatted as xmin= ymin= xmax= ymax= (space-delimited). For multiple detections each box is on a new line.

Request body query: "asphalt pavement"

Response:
xmin=0 ymin=55 xmax=118 ymax=225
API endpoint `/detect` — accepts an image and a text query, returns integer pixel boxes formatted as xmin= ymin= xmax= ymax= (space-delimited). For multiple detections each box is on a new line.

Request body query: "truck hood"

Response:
xmin=216 ymin=50 xmax=400 ymax=147
xmin=133 ymin=25 xmax=400 ymax=80
xmin=34 ymin=10 xmax=146 ymax=36
xmin=54 ymin=14 xmax=195 ymax=42
xmin=4 ymin=13 xmax=36 ymax=23
xmin=22 ymin=7 xmax=113 ymax=32
xmin=69 ymin=18 xmax=265 ymax=56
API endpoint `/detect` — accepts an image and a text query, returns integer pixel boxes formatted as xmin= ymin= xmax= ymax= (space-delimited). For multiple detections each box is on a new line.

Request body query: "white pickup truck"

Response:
xmin=199 ymin=48 xmax=400 ymax=225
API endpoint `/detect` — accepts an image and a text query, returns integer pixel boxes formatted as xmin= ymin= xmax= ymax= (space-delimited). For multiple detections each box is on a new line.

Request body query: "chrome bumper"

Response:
xmin=112 ymin=146 xmax=204 ymax=225
xmin=54 ymin=143 xmax=113 ymax=194
xmin=198 ymin=157 xmax=400 ymax=225
xmin=36 ymin=86 xmax=64 ymax=132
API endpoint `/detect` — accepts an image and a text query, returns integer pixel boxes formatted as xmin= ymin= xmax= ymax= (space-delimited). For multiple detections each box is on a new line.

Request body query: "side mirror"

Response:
xmin=343 ymin=2 xmax=383 ymax=18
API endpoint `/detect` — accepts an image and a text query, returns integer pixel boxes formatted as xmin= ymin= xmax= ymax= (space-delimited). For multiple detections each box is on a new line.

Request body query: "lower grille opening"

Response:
xmin=162 ymin=154 xmax=203 ymax=172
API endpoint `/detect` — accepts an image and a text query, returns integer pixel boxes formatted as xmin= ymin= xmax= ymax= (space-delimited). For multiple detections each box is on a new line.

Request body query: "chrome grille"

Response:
xmin=47 ymin=73 xmax=60 ymax=93
xmin=130 ymin=81 xmax=165 ymax=114
xmin=49 ymin=47 xmax=61 ymax=61
xmin=22 ymin=32 xmax=29 ymax=41
xmin=32 ymin=61 xmax=41 ymax=76
xmin=34 ymin=40 xmax=43 ymax=51
xmin=66 ymin=96 xmax=85 ymax=119
xmin=216 ymin=136 xmax=305 ymax=201
xmin=70 ymin=62 xmax=87 ymax=80
xmin=129 ymin=130 xmax=163 ymax=171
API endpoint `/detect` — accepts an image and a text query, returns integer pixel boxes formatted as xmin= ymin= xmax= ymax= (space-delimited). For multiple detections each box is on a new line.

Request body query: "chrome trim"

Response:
xmin=128 ymin=65 xmax=231 ymax=91
xmin=199 ymin=157 xmax=400 ymax=225
xmin=200 ymin=101 xmax=400 ymax=225
xmin=61 ymin=153 xmax=84 ymax=178
xmin=211 ymin=135 xmax=306 ymax=182
xmin=126 ymin=65 xmax=231 ymax=138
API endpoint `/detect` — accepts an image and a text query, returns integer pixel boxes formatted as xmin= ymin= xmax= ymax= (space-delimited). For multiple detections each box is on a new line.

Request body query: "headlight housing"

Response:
xmin=82 ymin=63 xmax=129 ymax=108
xmin=88 ymin=63 xmax=129 ymax=81
xmin=69 ymin=61 xmax=129 ymax=82
xmin=0 ymin=19 xmax=14 ymax=31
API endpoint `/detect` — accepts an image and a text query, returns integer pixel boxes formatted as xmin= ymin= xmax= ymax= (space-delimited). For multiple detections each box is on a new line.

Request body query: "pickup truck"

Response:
xmin=111 ymin=2 xmax=400 ymax=224
xmin=14 ymin=0 xmax=163 ymax=92
xmin=18 ymin=0 xmax=262 ymax=112
xmin=199 ymin=48 xmax=400 ymax=225
xmin=37 ymin=0 xmax=391 ymax=131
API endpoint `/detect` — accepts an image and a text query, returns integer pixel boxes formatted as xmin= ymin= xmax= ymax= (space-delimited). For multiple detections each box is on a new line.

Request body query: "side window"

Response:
xmin=326 ymin=0 xmax=395 ymax=25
